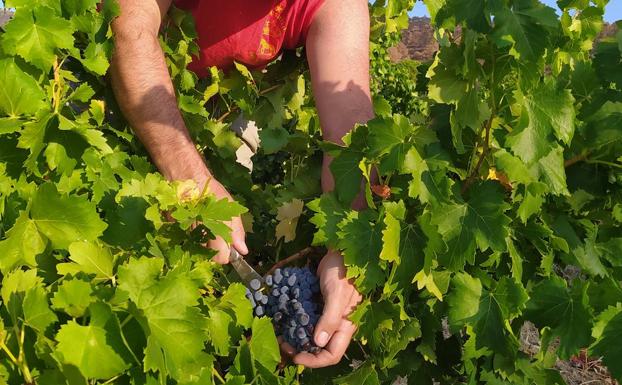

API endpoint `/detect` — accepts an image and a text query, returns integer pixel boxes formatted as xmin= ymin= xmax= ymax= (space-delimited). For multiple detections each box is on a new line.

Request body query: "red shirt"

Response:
xmin=174 ymin=0 xmax=325 ymax=76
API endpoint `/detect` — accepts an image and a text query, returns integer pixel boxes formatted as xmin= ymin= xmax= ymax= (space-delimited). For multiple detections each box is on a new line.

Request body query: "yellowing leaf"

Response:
xmin=275 ymin=199 xmax=304 ymax=242
xmin=413 ymin=269 xmax=443 ymax=301
xmin=379 ymin=213 xmax=400 ymax=262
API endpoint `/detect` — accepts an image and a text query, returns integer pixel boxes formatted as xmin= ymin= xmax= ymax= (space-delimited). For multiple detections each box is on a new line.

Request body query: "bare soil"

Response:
xmin=520 ymin=322 xmax=619 ymax=385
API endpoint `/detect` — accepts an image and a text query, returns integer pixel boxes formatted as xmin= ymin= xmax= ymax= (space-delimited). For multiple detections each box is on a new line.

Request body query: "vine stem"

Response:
xmin=17 ymin=325 xmax=34 ymax=385
xmin=216 ymin=83 xmax=283 ymax=122
xmin=102 ymin=374 xmax=122 ymax=384
xmin=52 ymin=56 xmax=67 ymax=113
xmin=119 ymin=314 xmax=134 ymax=328
xmin=212 ymin=367 xmax=226 ymax=384
xmin=266 ymin=247 xmax=317 ymax=275
xmin=564 ymin=151 xmax=589 ymax=168
xmin=586 ymin=159 xmax=622 ymax=169
xmin=564 ymin=152 xmax=622 ymax=169
xmin=0 ymin=341 xmax=18 ymax=365
xmin=461 ymin=115 xmax=493 ymax=194
xmin=461 ymin=46 xmax=500 ymax=194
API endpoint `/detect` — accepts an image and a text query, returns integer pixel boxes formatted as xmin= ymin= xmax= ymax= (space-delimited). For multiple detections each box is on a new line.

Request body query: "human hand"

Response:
xmin=200 ymin=176 xmax=248 ymax=264
xmin=280 ymin=250 xmax=361 ymax=368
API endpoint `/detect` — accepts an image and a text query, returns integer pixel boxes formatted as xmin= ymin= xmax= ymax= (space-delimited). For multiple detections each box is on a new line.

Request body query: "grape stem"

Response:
xmin=267 ymin=247 xmax=317 ymax=275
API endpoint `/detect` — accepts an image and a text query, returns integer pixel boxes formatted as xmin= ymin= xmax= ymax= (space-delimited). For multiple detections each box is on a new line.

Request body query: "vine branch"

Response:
xmin=564 ymin=151 xmax=590 ymax=168
xmin=267 ymin=247 xmax=318 ymax=275
xmin=216 ymin=83 xmax=284 ymax=123
xmin=462 ymin=115 xmax=493 ymax=194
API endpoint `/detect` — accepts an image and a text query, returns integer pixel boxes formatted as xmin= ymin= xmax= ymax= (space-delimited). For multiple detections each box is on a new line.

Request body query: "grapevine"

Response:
xmin=0 ymin=0 xmax=621 ymax=384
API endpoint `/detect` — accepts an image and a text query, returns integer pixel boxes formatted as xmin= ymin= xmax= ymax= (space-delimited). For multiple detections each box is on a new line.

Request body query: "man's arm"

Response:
xmin=110 ymin=0 xmax=247 ymax=261
xmin=289 ymin=0 xmax=371 ymax=368
xmin=111 ymin=0 xmax=207 ymax=185
xmin=306 ymin=0 xmax=374 ymax=194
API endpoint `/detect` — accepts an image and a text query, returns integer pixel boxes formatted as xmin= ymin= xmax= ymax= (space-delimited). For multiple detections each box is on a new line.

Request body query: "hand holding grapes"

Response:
xmin=288 ymin=250 xmax=362 ymax=368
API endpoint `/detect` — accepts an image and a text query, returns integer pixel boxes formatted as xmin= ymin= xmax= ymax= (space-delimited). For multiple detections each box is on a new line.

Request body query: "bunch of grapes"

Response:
xmin=250 ymin=151 xmax=289 ymax=185
xmin=246 ymin=267 xmax=322 ymax=353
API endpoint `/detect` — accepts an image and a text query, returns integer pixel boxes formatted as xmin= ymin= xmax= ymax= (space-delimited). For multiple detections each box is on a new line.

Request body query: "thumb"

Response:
xmin=231 ymin=216 xmax=248 ymax=255
xmin=314 ymin=293 xmax=344 ymax=348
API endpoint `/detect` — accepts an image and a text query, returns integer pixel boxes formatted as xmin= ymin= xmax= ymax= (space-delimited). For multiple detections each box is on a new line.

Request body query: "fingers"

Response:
xmin=206 ymin=215 xmax=247 ymax=264
xmin=314 ymin=289 xmax=349 ymax=347
xmin=277 ymin=336 xmax=296 ymax=369
xmin=202 ymin=177 xmax=248 ymax=258
xmin=315 ymin=251 xmax=351 ymax=347
xmin=207 ymin=236 xmax=230 ymax=264
xmin=277 ymin=336 xmax=296 ymax=357
xmin=230 ymin=216 xmax=248 ymax=255
xmin=293 ymin=321 xmax=357 ymax=368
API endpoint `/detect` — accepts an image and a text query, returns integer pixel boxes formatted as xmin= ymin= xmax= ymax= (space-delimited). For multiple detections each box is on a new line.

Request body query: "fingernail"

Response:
xmin=316 ymin=331 xmax=329 ymax=347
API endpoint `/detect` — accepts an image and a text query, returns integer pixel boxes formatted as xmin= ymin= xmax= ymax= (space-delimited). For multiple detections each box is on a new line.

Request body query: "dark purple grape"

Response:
xmin=287 ymin=275 xmax=297 ymax=286
xmin=244 ymin=266 xmax=322 ymax=353
xmin=298 ymin=313 xmax=310 ymax=326
xmin=274 ymin=273 xmax=283 ymax=284
xmin=296 ymin=327 xmax=306 ymax=339
xmin=250 ymin=278 xmax=261 ymax=291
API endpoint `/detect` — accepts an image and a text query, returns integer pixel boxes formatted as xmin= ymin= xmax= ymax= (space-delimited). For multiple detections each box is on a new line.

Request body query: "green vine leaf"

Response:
xmin=1 ymin=6 xmax=75 ymax=71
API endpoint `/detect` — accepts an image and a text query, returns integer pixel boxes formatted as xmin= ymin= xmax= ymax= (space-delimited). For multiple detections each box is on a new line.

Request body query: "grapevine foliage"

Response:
xmin=0 ymin=0 xmax=621 ymax=384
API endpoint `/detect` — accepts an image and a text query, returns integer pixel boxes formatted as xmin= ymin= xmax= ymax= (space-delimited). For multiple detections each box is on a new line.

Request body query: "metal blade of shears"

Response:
xmin=229 ymin=249 xmax=263 ymax=286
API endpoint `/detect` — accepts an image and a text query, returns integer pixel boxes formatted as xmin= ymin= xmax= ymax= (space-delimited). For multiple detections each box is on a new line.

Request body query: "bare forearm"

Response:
xmin=306 ymin=0 xmax=374 ymax=193
xmin=110 ymin=2 xmax=209 ymax=185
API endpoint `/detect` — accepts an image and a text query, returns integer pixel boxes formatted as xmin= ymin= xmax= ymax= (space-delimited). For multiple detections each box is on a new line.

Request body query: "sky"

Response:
xmin=408 ymin=0 xmax=621 ymax=22
xmin=0 ymin=0 xmax=620 ymax=22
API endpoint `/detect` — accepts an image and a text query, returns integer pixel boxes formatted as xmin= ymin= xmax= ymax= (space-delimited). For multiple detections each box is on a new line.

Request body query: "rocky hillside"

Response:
xmin=390 ymin=17 xmax=620 ymax=63
xmin=389 ymin=17 xmax=439 ymax=62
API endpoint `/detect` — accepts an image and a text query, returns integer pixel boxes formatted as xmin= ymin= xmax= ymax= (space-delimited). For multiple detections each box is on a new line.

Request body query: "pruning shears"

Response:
xmin=229 ymin=248 xmax=263 ymax=286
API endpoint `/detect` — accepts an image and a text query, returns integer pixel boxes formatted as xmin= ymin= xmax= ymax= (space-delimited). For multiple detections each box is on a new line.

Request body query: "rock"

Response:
xmin=390 ymin=17 xmax=619 ymax=63
xmin=391 ymin=17 xmax=439 ymax=62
